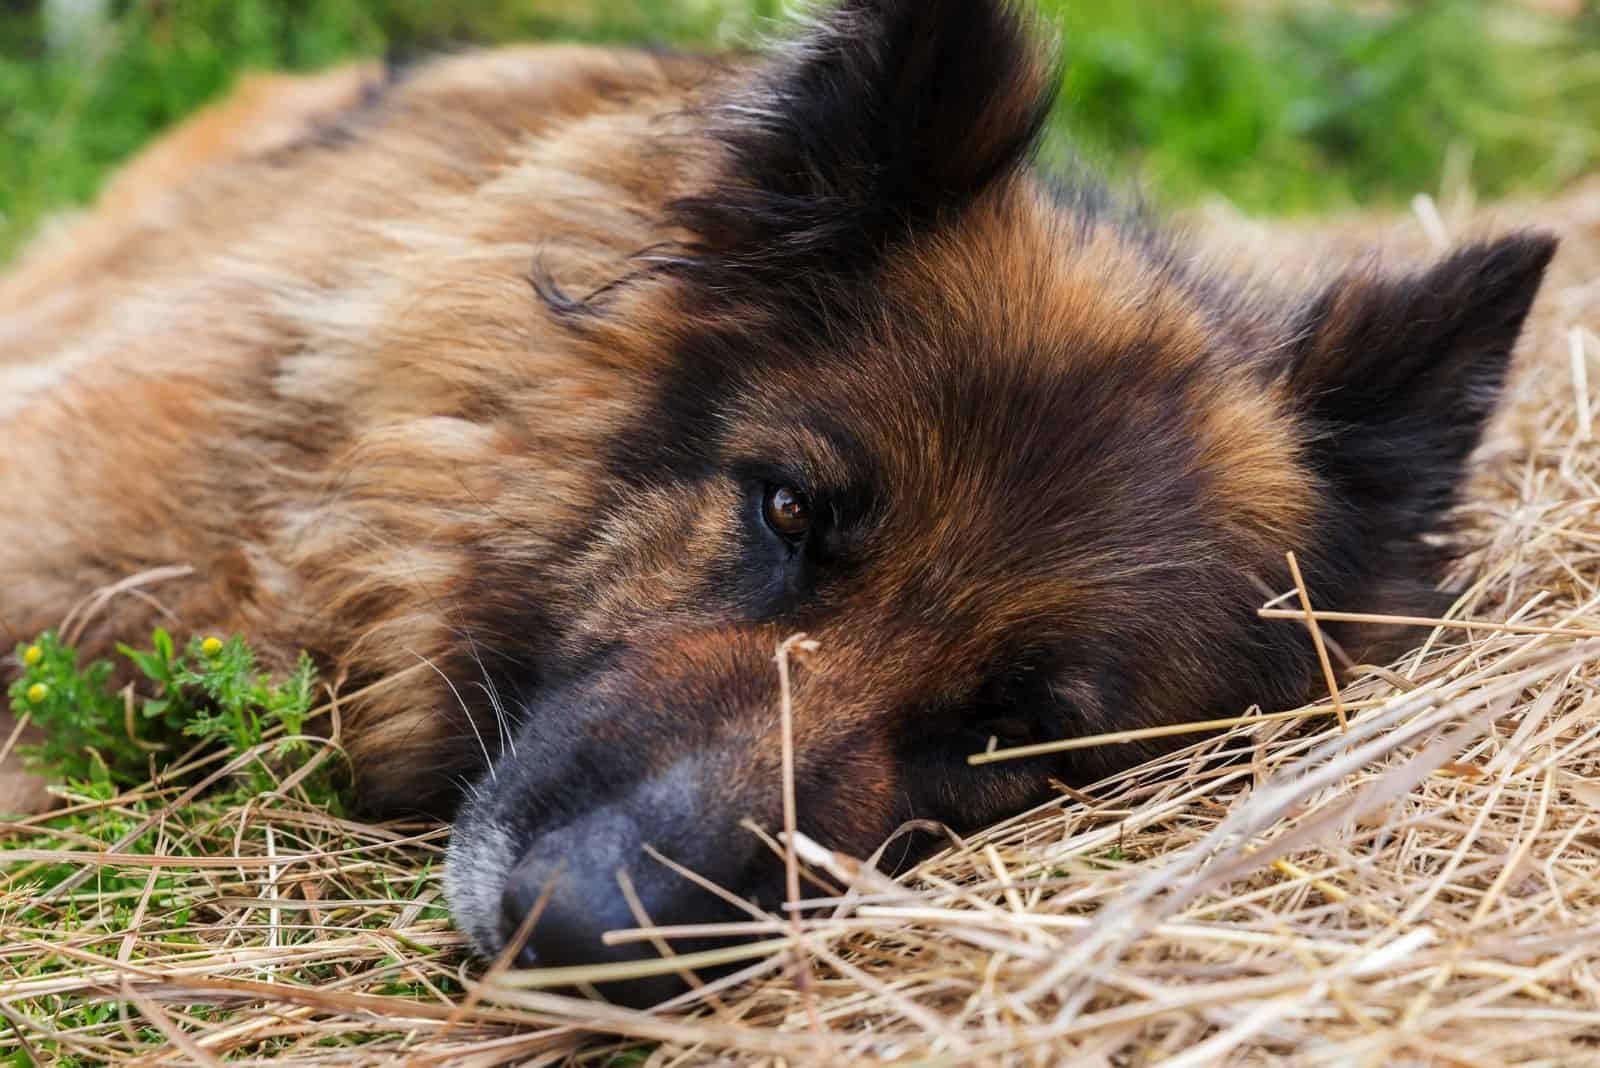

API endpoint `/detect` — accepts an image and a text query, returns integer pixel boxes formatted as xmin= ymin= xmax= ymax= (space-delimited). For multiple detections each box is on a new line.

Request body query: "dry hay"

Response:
xmin=5 ymin=181 xmax=1600 ymax=1066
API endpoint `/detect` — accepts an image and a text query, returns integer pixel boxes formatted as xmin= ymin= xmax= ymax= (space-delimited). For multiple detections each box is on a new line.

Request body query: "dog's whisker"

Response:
xmin=464 ymin=632 xmax=516 ymax=759
xmin=405 ymin=647 xmax=495 ymax=783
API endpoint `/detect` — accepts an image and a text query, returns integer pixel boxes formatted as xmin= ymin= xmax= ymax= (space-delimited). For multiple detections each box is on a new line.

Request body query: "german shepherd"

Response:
xmin=0 ymin=0 xmax=1554 ymax=1005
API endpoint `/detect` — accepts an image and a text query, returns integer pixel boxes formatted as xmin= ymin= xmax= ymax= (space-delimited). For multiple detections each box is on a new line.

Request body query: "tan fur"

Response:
xmin=0 ymin=44 xmax=1341 ymax=809
xmin=0 ymin=33 xmax=1547 ymax=853
xmin=0 ymin=47 xmax=725 ymax=803
xmin=4 ymin=16 xmax=1555 ymax=992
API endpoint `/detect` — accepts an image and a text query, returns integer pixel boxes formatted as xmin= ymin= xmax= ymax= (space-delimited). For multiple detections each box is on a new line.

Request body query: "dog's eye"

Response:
xmin=762 ymin=483 xmax=812 ymax=541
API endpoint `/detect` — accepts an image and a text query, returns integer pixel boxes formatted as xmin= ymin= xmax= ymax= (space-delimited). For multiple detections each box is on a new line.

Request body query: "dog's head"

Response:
xmin=446 ymin=0 xmax=1553 ymax=1003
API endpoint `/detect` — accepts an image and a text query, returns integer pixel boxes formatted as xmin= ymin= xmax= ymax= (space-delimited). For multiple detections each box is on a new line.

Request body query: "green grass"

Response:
xmin=3 ymin=630 xmax=455 ymax=1063
xmin=1049 ymin=0 xmax=1600 ymax=213
xmin=2 ymin=1 xmax=1600 ymax=264
xmin=13 ymin=630 xmax=320 ymax=793
xmin=1 ymin=1 xmax=1599 ymax=1059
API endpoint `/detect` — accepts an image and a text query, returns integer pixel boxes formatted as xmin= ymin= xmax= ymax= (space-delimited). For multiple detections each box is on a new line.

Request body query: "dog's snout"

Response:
xmin=494 ymin=799 xmax=763 ymax=1007
xmin=452 ymin=630 xmax=902 ymax=1001
xmin=499 ymin=850 xmax=693 ymax=1006
xmin=499 ymin=851 xmax=637 ymax=967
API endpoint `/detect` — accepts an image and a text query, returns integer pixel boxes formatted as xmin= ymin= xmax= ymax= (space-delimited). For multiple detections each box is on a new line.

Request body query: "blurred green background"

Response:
xmin=2 ymin=0 xmax=1598 ymax=265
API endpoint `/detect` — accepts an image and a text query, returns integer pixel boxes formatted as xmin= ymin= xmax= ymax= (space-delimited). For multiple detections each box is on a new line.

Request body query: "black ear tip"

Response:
xmin=1473 ymin=229 xmax=1560 ymax=289
xmin=1500 ymin=229 xmax=1560 ymax=273
xmin=670 ymin=0 xmax=1056 ymax=285
xmin=1430 ymin=228 xmax=1560 ymax=322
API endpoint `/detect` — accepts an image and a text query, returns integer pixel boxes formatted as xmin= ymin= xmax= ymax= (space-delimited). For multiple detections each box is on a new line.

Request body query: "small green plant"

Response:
xmin=2 ymin=634 xmax=425 ymax=1064
xmin=9 ymin=629 xmax=323 ymax=794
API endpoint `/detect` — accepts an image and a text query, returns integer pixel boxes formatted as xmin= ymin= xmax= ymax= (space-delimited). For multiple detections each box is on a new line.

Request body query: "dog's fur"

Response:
xmin=0 ymin=0 xmax=1554 ymax=1002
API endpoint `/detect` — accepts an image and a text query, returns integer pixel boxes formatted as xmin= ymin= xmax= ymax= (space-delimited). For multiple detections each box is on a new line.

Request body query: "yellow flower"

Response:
xmin=22 ymin=644 xmax=42 ymax=667
xmin=201 ymin=636 xmax=224 ymax=657
xmin=26 ymin=682 xmax=48 ymax=704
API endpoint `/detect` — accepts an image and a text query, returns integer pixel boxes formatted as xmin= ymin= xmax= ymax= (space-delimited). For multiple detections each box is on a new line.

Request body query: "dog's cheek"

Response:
xmin=922 ymin=754 xmax=1062 ymax=839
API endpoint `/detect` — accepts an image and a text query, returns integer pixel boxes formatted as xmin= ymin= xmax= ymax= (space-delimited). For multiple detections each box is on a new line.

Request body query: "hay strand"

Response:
xmin=7 ymin=182 xmax=1600 ymax=1064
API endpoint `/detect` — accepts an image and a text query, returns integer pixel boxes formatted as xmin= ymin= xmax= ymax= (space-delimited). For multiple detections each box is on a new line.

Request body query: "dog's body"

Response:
xmin=0 ymin=0 xmax=1553 ymax=1003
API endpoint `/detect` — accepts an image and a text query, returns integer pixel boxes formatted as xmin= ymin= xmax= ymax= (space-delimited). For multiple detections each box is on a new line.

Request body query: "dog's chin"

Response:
xmin=444 ymin=792 xmax=519 ymax=958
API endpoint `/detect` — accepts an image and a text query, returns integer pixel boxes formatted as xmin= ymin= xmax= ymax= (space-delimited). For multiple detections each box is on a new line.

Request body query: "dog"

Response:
xmin=0 ymin=0 xmax=1554 ymax=1005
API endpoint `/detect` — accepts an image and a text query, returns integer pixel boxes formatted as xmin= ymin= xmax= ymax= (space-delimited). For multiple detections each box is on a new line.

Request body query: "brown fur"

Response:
xmin=0 ymin=0 xmax=1554 ymax=1004
xmin=1 ymin=46 xmax=718 ymax=798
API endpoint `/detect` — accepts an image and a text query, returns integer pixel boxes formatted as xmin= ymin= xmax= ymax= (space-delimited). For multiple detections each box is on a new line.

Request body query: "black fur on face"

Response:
xmin=445 ymin=0 xmax=1555 ymax=1006
xmin=664 ymin=0 xmax=1059 ymax=286
xmin=1279 ymin=235 xmax=1558 ymax=626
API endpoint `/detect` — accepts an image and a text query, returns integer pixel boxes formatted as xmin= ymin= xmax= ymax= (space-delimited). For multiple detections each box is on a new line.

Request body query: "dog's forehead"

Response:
xmin=915 ymin=197 xmax=1308 ymax=533
xmin=706 ymin=182 xmax=1317 ymax=607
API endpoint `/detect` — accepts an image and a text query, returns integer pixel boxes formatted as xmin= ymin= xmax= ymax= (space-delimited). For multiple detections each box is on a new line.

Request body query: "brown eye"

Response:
xmin=763 ymin=483 xmax=812 ymax=541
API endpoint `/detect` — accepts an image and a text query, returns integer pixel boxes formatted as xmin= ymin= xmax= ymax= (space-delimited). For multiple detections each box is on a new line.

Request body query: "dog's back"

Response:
xmin=0 ymin=44 xmax=722 ymax=807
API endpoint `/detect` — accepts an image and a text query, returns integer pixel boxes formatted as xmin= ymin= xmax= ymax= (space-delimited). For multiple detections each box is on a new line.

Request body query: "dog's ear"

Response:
xmin=1286 ymin=232 xmax=1555 ymax=621
xmin=671 ymin=0 xmax=1056 ymax=283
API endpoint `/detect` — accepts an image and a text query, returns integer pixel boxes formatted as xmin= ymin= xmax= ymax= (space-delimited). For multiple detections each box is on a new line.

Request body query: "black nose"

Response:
xmin=496 ymin=819 xmax=762 ymax=1008
xmin=499 ymin=854 xmax=693 ymax=1008
xmin=498 ymin=853 xmax=644 ymax=970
